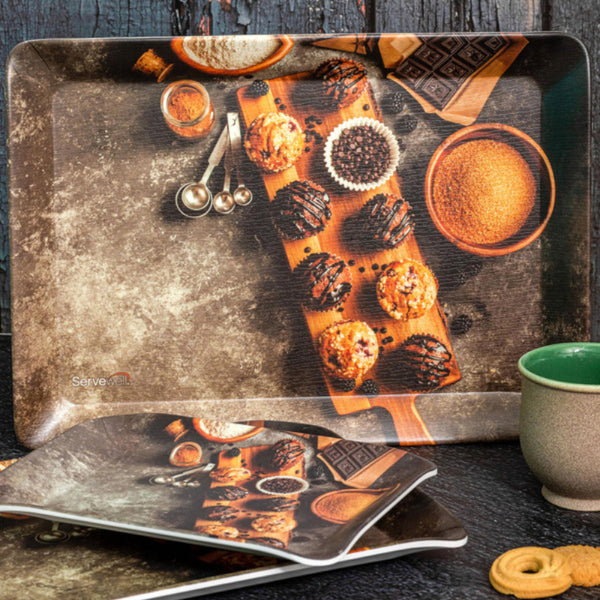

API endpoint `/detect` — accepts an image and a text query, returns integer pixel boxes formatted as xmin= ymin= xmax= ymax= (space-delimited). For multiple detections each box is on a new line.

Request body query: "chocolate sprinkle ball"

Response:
xmin=396 ymin=334 xmax=451 ymax=391
xmin=271 ymin=180 xmax=332 ymax=240
xmin=270 ymin=438 xmax=305 ymax=471
xmin=313 ymin=58 xmax=368 ymax=108
xmin=360 ymin=193 xmax=414 ymax=249
xmin=331 ymin=125 xmax=390 ymax=185
xmin=294 ymin=252 xmax=352 ymax=311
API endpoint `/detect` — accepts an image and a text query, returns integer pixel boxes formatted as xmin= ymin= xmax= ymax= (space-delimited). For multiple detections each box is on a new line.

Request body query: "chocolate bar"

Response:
xmin=394 ymin=35 xmax=510 ymax=110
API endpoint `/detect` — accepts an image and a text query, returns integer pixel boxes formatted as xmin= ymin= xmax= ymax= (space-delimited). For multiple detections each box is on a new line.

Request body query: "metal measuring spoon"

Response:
xmin=212 ymin=138 xmax=236 ymax=215
xmin=175 ymin=126 xmax=229 ymax=218
xmin=149 ymin=462 xmax=215 ymax=486
xmin=227 ymin=112 xmax=253 ymax=207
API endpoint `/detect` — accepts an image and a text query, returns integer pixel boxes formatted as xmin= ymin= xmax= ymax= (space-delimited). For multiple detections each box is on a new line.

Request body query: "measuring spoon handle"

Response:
xmin=200 ymin=125 xmax=229 ymax=184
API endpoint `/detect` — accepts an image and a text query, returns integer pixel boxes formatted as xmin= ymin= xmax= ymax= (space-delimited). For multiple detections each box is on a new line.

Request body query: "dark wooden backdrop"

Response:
xmin=0 ymin=0 xmax=597 ymax=337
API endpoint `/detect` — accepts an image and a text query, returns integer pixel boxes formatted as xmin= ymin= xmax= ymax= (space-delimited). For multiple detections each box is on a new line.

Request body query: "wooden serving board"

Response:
xmin=196 ymin=446 xmax=305 ymax=549
xmin=239 ymin=73 xmax=461 ymax=444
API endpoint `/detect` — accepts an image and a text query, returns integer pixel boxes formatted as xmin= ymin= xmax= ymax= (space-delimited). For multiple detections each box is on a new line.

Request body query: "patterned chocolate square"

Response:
xmin=393 ymin=34 xmax=510 ymax=110
xmin=394 ymin=60 xmax=429 ymax=84
xmin=320 ymin=439 xmax=390 ymax=480
xmin=412 ymin=44 xmax=446 ymax=70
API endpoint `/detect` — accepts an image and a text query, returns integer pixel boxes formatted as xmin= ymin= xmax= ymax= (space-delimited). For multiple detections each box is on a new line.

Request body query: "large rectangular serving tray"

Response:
xmin=8 ymin=33 xmax=590 ymax=448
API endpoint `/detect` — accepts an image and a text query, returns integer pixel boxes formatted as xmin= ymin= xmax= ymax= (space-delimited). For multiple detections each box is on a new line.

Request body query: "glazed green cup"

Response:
xmin=519 ymin=343 xmax=600 ymax=510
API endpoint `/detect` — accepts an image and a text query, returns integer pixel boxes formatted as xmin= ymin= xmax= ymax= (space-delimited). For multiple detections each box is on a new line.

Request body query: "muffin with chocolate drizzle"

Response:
xmin=314 ymin=58 xmax=369 ymax=108
xmin=318 ymin=320 xmax=379 ymax=381
xmin=294 ymin=253 xmax=352 ymax=311
xmin=271 ymin=180 xmax=332 ymax=240
xmin=360 ymin=193 xmax=414 ymax=249
xmin=396 ymin=334 xmax=451 ymax=391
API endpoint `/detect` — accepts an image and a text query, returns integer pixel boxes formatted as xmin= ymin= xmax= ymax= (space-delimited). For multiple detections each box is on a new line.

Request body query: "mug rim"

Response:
xmin=518 ymin=342 xmax=600 ymax=393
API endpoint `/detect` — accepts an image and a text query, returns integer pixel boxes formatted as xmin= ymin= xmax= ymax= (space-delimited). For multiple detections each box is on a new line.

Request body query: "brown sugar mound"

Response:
xmin=433 ymin=139 xmax=536 ymax=245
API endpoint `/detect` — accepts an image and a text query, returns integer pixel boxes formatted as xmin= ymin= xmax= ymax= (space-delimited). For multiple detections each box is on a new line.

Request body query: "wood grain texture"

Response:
xmin=374 ymin=0 xmax=544 ymax=32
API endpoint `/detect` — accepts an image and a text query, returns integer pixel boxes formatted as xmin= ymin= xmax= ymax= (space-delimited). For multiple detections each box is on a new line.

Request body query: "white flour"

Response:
xmin=183 ymin=35 xmax=281 ymax=70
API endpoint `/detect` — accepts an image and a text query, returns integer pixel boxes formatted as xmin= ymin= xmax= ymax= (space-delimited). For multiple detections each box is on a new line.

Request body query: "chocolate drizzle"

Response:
xmin=271 ymin=180 xmax=331 ymax=240
xmin=362 ymin=194 xmax=414 ymax=248
xmin=295 ymin=253 xmax=352 ymax=311
xmin=396 ymin=334 xmax=451 ymax=391
xmin=314 ymin=58 xmax=368 ymax=108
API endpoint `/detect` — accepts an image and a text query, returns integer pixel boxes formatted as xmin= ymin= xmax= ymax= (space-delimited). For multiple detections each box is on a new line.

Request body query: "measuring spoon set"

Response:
xmin=175 ymin=112 xmax=253 ymax=218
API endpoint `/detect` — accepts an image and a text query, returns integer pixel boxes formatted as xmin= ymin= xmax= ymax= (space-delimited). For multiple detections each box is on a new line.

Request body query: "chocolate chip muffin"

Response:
xmin=207 ymin=485 xmax=249 ymax=501
xmin=270 ymin=180 xmax=331 ymax=240
xmin=251 ymin=515 xmax=296 ymax=533
xmin=294 ymin=252 xmax=352 ymax=311
xmin=199 ymin=505 xmax=241 ymax=522
xmin=376 ymin=260 xmax=438 ymax=320
xmin=270 ymin=438 xmax=305 ymax=471
xmin=318 ymin=320 xmax=379 ymax=381
xmin=360 ymin=193 xmax=414 ymax=249
xmin=314 ymin=58 xmax=369 ymax=108
xmin=209 ymin=467 xmax=252 ymax=484
xmin=396 ymin=334 xmax=451 ymax=391
xmin=244 ymin=112 xmax=304 ymax=173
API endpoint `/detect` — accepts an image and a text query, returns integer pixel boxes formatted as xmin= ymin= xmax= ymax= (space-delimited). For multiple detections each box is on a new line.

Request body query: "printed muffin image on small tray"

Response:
xmin=0 ymin=414 xmax=438 ymax=566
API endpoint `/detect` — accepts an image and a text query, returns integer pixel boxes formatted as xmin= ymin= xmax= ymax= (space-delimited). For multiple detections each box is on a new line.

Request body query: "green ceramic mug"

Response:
xmin=518 ymin=342 xmax=600 ymax=510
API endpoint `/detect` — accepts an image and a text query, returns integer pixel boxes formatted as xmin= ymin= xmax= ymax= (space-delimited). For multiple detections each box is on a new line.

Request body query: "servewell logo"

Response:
xmin=72 ymin=372 xmax=131 ymax=387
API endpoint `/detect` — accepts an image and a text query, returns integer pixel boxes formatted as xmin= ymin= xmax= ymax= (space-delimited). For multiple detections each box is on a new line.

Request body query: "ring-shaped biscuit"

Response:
xmin=489 ymin=546 xmax=572 ymax=599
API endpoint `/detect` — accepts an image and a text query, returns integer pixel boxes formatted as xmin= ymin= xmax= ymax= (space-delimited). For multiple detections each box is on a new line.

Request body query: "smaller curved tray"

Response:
xmin=0 ymin=413 xmax=438 ymax=566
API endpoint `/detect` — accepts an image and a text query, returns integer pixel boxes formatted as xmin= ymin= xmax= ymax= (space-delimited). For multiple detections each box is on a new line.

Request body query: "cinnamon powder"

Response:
xmin=433 ymin=139 xmax=536 ymax=245
xmin=167 ymin=88 xmax=206 ymax=122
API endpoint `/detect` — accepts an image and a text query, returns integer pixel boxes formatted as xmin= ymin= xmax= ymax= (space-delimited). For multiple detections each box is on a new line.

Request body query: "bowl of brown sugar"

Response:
xmin=425 ymin=123 xmax=555 ymax=257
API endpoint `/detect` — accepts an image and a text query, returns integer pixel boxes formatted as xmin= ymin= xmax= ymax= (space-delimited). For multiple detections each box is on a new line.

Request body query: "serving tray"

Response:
xmin=8 ymin=34 xmax=590 ymax=448
xmin=0 ymin=486 xmax=466 ymax=600
xmin=0 ymin=414 xmax=437 ymax=566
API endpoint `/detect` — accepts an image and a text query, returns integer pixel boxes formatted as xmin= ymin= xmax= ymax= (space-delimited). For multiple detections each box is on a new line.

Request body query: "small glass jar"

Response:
xmin=161 ymin=80 xmax=215 ymax=139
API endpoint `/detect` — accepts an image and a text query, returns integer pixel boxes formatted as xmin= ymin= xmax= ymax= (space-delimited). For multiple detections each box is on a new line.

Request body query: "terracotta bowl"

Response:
xmin=424 ymin=123 xmax=555 ymax=257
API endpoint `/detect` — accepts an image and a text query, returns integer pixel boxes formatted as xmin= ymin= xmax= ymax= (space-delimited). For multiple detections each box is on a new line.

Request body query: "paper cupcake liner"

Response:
xmin=324 ymin=117 xmax=400 ymax=192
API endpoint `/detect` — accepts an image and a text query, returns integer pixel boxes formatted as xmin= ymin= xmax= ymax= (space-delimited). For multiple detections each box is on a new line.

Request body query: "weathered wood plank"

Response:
xmin=201 ymin=0 xmax=366 ymax=36
xmin=374 ymin=0 xmax=544 ymax=32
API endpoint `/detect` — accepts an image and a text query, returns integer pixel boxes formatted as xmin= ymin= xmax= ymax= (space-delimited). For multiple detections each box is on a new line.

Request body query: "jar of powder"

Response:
xmin=161 ymin=79 xmax=215 ymax=139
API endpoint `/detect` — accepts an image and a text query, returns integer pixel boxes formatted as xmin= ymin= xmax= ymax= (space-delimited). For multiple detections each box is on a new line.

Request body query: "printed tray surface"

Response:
xmin=0 ymin=414 xmax=438 ymax=566
xmin=8 ymin=34 xmax=590 ymax=448
xmin=0 ymin=486 xmax=466 ymax=600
